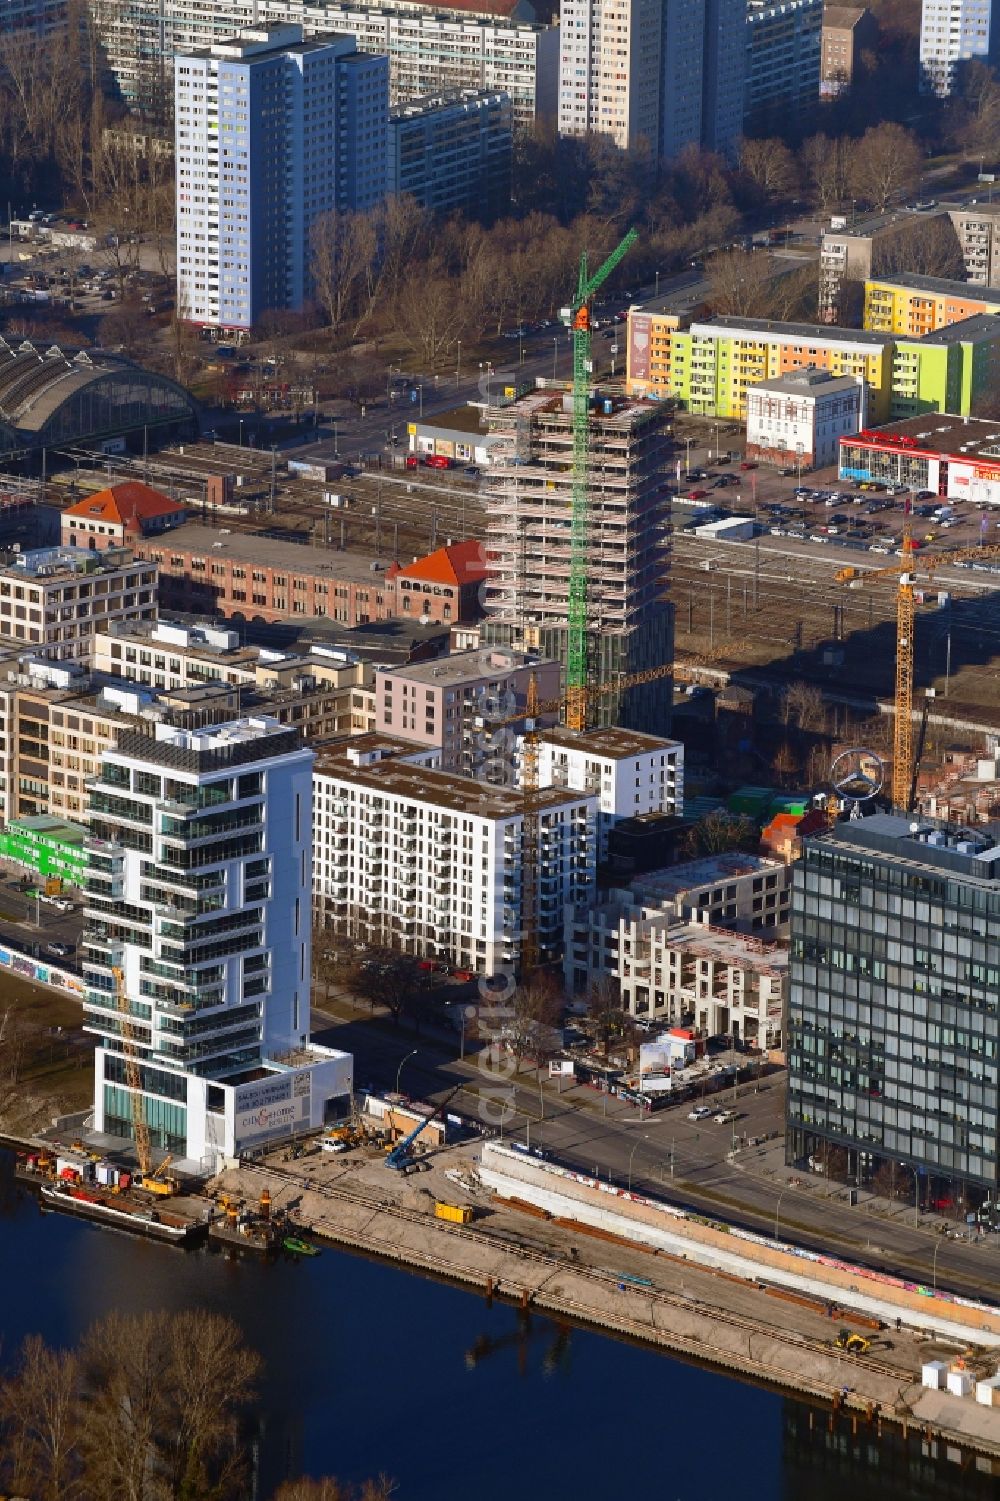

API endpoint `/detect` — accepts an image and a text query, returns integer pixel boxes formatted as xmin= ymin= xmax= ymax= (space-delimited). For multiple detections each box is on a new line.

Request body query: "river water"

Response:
xmin=1 ymin=1155 xmax=996 ymax=1500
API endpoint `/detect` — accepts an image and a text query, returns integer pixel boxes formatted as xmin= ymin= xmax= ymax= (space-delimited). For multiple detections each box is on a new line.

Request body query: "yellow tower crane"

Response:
xmin=477 ymin=664 xmax=674 ymax=972
xmin=836 ymin=522 xmax=1000 ymax=810
xmin=111 ymin=965 xmax=177 ymax=1196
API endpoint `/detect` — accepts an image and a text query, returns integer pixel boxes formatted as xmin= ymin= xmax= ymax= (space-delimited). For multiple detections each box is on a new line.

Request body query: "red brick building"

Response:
xmin=61 ymin=481 xmax=187 ymax=551
xmin=134 ymin=528 xmax=490 ymax=628
xmin=387 ymin=541 xmax=489 ymax=625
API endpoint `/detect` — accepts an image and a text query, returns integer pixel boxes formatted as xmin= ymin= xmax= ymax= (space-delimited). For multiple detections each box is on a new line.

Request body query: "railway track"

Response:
xmin=238 ymin=1159 xmax=912 ymax=1383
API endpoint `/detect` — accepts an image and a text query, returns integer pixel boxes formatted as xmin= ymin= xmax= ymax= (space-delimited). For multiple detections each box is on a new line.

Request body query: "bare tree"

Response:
xmin=953 ymin=60 xmax=1000 ymax=157
xmin=705 ymin=251 xmax=814 ymax=322
xmin=0 ymin=1336 xmax=82 ymax=1501
xmin=784 ymin=680 xmax=827 ymax=732
xmin=395 ymin=256 xmax=468 ymax=370
xmin=76 ymin=1309 xmax=257 ymax=1500
xmin=274 ymin=1479 xmax=398 ymax=1501
xmin=800 ymin=134 xmax=852 ymax=211
xmin=682 ymin=809 xmax=758 ymax=859
xmin=849 ymin=122 xmax=922 ymax=212
xmin=309 ymin=209 xmax=377 ymax=336
xmin=344 ymin=947 xmax=428 ymax=1027
xmin=159 ymin=1312 xmax=260 ymax=1499
xmin=587 ymin=974 xmax=628 ymax=1059
xmin=273 ymin=1484 xmax=351 ymax=1501
xmin=706 ymin=249 xmax=777 ymax=317
xmin=506 ymin=973 xmax=563 ymax=1074
xmin=872 ymin=216 xmax=965 ymax=280
xmin=738 ymin=137 xmax=798 ymax=201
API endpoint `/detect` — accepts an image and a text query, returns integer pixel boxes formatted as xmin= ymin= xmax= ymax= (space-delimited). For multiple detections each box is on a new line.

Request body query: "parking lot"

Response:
xmin=0 ymin=872 xmax=83 ymax=970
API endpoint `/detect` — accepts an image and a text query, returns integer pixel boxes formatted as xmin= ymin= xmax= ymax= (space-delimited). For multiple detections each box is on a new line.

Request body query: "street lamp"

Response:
xmin=933 ymin=1237 xmax=943 ymax=1291
xmin=395 ymin=1048 xmax=418 ymax=1097
xmin=418 ymin=383 xmax=424 ymax=419
xmin=796 ymin=441 xmax=804 ymax=488
xmin=552 ymin=337 xmax=558 ymax=381
xmin=479 ymin=361 xmax=493 ymax=405
xmin=684 ymin=436 xmax=693 ymax=477
xmin=238 ymin=417 xmax=244 ymax=447
xmin=775 ymin=1185 xmax=789 ymax=1240
xmin=456 ymin=341 xmax=462 ymax=380
xmin=711 ymin=420 xmax=720 ymax=462
xmin=655 ymin=269 xmax=660 ymax=299
xmin=627 ymin=1134 xmax=648 ymax=1192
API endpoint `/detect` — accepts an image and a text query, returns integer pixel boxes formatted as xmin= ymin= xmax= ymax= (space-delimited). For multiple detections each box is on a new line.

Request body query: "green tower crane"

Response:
xmin=561 ymin=226 xmax=638 ymax=733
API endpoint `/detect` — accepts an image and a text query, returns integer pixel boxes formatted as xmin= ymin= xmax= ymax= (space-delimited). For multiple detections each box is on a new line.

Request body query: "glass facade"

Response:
xmin=787 ymin=815 xmax=1000 ymax=1201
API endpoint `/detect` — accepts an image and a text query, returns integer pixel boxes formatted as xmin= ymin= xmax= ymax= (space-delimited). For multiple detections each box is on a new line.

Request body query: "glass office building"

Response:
xmin=787 ymin=813 xmax=1000 ymax=1208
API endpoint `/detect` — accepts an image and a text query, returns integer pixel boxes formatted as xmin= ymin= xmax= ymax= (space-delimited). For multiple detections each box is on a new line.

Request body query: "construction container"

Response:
xmin=435 ymin=1201 xmax=473 ymax=1225
xmin=728 ymin=786 xmax=774 ymax=819
xmin=922 ymin=1360 xmax=948 ymax=1390
xmin=976 ymin=1374 xmax=1000 ymax=1406
xmin=947 ymin=1366 xmax=974 ymax=1397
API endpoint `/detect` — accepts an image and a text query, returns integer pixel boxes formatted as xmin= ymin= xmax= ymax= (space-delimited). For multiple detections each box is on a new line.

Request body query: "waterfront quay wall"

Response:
xmin=479 ymin=1144 xmax=1000 ymax=1347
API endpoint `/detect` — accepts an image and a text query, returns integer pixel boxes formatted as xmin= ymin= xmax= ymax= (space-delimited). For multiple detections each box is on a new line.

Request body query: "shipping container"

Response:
xmin=435 ymin=1201 xmax=473 ymax=1225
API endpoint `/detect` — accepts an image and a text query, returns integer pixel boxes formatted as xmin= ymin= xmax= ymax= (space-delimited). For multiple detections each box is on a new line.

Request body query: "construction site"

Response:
xmin=191 ymin=1127 xmax=1000 ymax=1470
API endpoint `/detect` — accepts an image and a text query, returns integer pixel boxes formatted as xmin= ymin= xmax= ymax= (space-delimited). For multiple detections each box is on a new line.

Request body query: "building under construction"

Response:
xmin=480 ymin=385 xmax=674 ymax=734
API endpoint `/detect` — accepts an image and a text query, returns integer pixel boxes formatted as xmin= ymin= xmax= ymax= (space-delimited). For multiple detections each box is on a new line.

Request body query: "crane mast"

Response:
xmin=111 ymin=964 xmax=152 ymax=1177
xmin=894 ymin=521 xmax=916 ymax=813
xmin=563 ymin=227 xmax=638 ymax=733
xmin=481 ymin=662 xmax=672 ymax=975
xmin=837 ymin=524 xmax=1000 ymax=810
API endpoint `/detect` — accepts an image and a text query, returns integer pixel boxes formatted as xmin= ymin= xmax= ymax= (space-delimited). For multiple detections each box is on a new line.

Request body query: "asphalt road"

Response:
xmin=312 ymin=995 xmax=1000 ymax=1305
xmin=0 ymin=872 xmax=83 ymax=968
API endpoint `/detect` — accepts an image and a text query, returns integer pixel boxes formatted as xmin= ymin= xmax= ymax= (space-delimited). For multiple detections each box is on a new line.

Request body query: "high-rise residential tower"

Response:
xmin=84 ymin=716 xmax=351 ymax=1168
xmin=479 ymin=386 xmax=673 ymax=734
xmin=557 ymin=0 xmax=745 ymax=161
xmin=919 ymin=0 xmax=1000 ymax=95
xmin=175 ymin=25 xmax=387 ymax=333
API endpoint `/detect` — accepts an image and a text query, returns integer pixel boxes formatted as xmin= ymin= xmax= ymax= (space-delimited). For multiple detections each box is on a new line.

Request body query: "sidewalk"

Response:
xmin=734 ymin=1132 xmax=996 ymax=1248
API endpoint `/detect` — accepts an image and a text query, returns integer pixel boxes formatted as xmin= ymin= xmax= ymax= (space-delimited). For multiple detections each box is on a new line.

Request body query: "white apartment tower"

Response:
xmin=558 ymin=0 xmax=662 ymax=151
xmin=94 ymin=0 xmax=557 ymax=127
xmin=557 ymin=0 xmax=744 ymax=161
xmin=313 ymin=737 xmax=596 ymax=973
xmin=920 ymin=0 xmax=1000 ymax=95
xmin=175 ymin=25 xmax=387 ymax=332
xmin=537 ymin=727 xmax=684 ymax=860
xmin=85 ymin=717 xmax=352 ymax=1167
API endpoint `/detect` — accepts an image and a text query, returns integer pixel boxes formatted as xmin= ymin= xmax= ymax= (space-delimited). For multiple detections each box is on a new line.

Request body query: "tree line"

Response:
xmin=0 ymin=1308 xmax=395 ymax=1501
xmin=0 ymin=6 xmax=173 ymax=264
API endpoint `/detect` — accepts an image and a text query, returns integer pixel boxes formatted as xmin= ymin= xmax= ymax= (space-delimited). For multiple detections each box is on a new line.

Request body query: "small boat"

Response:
xmin=283 ymin=1235 xmax=320 ymax=1256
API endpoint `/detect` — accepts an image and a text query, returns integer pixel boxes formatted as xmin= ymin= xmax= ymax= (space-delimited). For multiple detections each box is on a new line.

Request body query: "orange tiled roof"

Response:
xmin=62 ymin=481 xmax=186 ymax=528
xmin=395 ymin=541 xmax=489 ymax=588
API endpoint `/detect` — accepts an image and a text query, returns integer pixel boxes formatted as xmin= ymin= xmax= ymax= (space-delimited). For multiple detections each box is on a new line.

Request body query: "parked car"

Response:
xmin=45 ymin=941 xmax=70 ymax=957
xmin=739 ymin=460 xmax=757 ymax=471
xmin=688 ymin=1105 xmax=713 ymax=1121
xmin=714 ymin=1109 xmax=737 ymax=1124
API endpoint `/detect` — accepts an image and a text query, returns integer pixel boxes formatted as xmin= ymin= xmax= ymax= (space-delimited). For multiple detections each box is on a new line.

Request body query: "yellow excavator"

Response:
xmin=140 ymin=1154 xmax=179 ymax=1197
xmin=835 ymin=1328 xmax=871 ymax=1355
